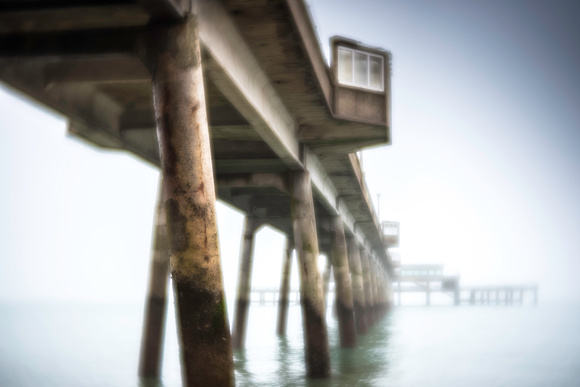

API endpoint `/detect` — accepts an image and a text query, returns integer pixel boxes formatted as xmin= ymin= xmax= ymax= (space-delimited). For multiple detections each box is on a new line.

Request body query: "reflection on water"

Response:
xmin=1 ymin=302 xmax=580 ymax=386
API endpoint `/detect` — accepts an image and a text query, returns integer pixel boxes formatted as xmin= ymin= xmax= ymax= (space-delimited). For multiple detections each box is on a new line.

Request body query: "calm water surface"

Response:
xmin=1 ymin=301 xmax=579 ymax=386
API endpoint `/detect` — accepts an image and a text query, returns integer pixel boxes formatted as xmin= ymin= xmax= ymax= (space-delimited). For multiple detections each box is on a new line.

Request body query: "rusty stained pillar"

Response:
xmin=359 ymin=247 xmax=375 ymax=327
xmin=277 ymin=236 xmax=294 ymax=336
xmin=139 ymin=179 xmax=170 ymax=378
xmin=329 ymin=216 xmax=357 ymax=348
xmin=346 ymin=235 xmax=368 ymax=335
xmin=145 ymin=16 xmax=233 ymax=386
xmin=291 ymin=170 xmax=330 ymax=378
xmin=232 ymin=216 xmax=258 ymax=350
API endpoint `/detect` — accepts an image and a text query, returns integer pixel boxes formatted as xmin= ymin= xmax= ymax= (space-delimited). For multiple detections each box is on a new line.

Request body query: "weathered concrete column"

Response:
xmin=146 ymin=16 xmax=233 ymax=386
xmin=359 ymin=247 xmax=375 ymax=327
xmin=346 ymin=235 xmax=368 ymax=335
xmin=232 ymin=216 xmax=258 ymax=350
xmin=291 ymin=170 xmax=330 ymax=378
xmin=374 ymin=270 xmax=383 ymax=317
xmin=387 ymin=274 xmax=394 ymax=310
xmin=277 ymin=237 xmax=293 ymax=336
xmin=398 ymin=280 xmax=402 ymax=306
xmin=371 ymin=259 xmax=382 ymax=321
xmin=139 ymin=179 xmax=170 ymax=378
xmin=329 ymin=216 xmax=357 ymax=348
xmin=322 ymin=255 xmax=332 ymax=313
xmin=379 ymin=272 xmax=388 ymax=315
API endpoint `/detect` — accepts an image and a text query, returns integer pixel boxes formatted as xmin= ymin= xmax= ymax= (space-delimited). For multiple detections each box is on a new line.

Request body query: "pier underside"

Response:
xmin=0 ymin=0 xmax=394 ymax=384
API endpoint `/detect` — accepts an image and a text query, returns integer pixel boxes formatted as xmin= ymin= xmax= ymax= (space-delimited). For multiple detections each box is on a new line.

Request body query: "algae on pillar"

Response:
xmin=232 ymin=216 xmax=258 ymax=350
xmin=291 ymin=170 xmax=330 ymax=378
xmin=277 ymin=237 xmax=294 ymax=336
xmin=145 ymin=15 xmax=233 ymax=386
xmin=139 ymin=179 xmax=170 ymax=378
xmin=330 ymin=216 xmax=357 ymax=348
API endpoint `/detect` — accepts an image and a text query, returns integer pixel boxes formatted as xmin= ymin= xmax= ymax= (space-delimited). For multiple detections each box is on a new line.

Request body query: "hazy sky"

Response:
xmin=1 ymin=0 xmax=579 ymax=305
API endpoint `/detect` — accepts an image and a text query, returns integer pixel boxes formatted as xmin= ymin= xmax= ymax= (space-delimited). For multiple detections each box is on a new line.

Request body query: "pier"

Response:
xmin=0 ymin=1 xmax=395 ymax=385
xmin=393 ymin=264 xmax=538 ymax=306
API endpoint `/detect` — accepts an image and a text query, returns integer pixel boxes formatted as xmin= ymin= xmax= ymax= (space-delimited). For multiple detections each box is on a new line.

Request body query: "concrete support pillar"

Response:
xmin=378 ymin=272 xmax=386 ymax=316
xmin=398 ymin=280 xmax=401 ymax=306
xmin=146 ymin=16 xmax=233 ymax=386
xmin=386 ymin=274 xmax=394 ymax=310
xmin=277 ymin=237 xmax=293 ymax=336
xmin=496 ymin=290 xmax=500 ymax=305
xmin=322 ymin=255 xmax=332 ymax=313
xmin=371 ymin=260 xmax=381 ymax=320
xmin=329 ymin=216 xmax=356 ymax=348
xmin=232 ymin=217 xmax=257 ymax=350
xmin=426 ymin=282 xmax=431 ymax=306
xmin=346 ymin=235 xmax=368 ymax=335
xmin=375 ymin=272 xmax=383 ymax=317
xmin=291 ymin=170 xmax=330 ymax=378
xmin=360 ymin=248 xmax=375 ymax=327
xmin=382 ymin=273 xmax=390 ymax=311
xmin=454 ymin=286 xmax=460 ymax=306
xmin=139 ymin=179 xmax=170 ymax=378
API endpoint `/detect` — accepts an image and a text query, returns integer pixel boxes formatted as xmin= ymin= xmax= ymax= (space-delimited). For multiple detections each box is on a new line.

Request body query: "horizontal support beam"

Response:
xmin=119 ymin=106 xmax=250 ymax=132
xmin=138 ymin=0 xmax=188 ymax=20
xmin=395 ymin=276 xmax=460 ymax=282
xmin=0 ymin=5 xmax=147 ymax=33
xmin=0 ymin=27 xmax=142 ymax=58
xmin=44 ymin=57 xmax=150 ymax=85
xmin=216 ymin=173 xmax=289 ymax=195
xmin=198 ymin=0 xmax=301 ymax=169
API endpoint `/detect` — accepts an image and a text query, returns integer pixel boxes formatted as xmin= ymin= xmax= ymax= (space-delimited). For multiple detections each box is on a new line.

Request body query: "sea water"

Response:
xmin=1 ymin=301 xmax=579 ymax=386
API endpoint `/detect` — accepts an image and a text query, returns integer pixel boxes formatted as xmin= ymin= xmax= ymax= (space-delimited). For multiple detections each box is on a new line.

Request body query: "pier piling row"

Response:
xmin=139 ymin=179 xmax=170 ymax=378
xmin=232 ymin=217 xmax=258 ymax=350
xmin=276 ymin=238 xmax=294 ymax=337
xmin=0 ymin=0 xmax=395 ymax=384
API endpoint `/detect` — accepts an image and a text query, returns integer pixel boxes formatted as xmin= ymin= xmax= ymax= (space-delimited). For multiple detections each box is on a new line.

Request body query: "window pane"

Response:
xmin=354 ymin=52 xmax=368 ymax=87
xmin=338 ymin=48 xmax=352 ymax=84
xmin=370 ymin=56 xmax=383 ymax=90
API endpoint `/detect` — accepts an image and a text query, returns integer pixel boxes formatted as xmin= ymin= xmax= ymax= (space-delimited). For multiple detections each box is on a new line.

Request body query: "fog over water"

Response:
xmin=0 ymin=1 xmax=580 ymax=385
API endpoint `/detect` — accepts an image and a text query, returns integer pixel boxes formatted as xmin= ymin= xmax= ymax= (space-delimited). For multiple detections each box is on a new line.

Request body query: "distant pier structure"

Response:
xmin=382 ymin=222 xmax=537 ymax=307
xmin=393 ymin=264 xmax=538 ymax=306
xmin=0 ymin=1 xmax=395 ymax=385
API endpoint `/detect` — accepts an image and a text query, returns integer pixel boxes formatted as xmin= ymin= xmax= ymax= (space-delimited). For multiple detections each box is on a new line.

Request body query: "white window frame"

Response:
xmin=337 ymin=46 xmax=384 ymax=92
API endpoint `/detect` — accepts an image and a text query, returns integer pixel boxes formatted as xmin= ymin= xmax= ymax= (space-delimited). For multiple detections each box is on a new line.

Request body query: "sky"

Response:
xmin=0 ymin=0 xmax=579 ymax=305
